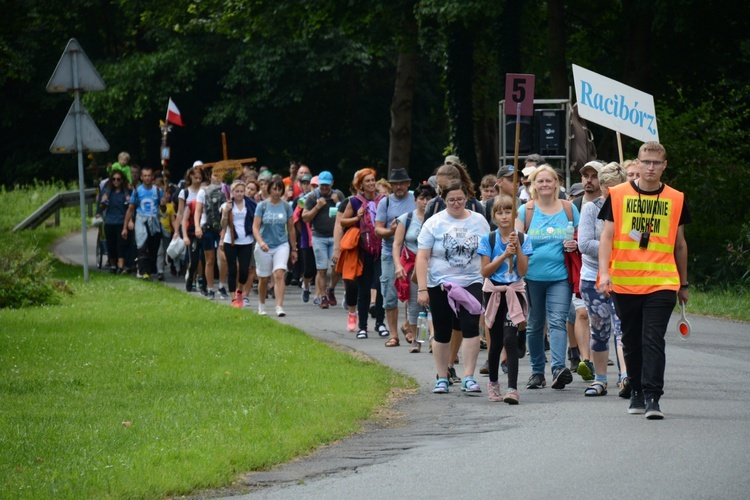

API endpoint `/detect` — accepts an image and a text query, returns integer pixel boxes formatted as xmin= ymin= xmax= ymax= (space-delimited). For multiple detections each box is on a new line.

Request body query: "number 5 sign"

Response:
xmin=505 ymin=73 xmax=535 ymax=116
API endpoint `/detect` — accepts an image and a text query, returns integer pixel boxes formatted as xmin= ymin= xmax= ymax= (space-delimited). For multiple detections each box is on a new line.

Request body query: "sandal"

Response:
xmin=384 ymin=337 xmax=400 ymax=347
xmin=618 ymin=376 xmax=631 ymax=399
xmin=376 ymin=324 xmax=390 ymax=337
xmin=584 ymin=380 xmax=608 ymax=397
xmin=356 ymin=329 xmax=368 ymax=339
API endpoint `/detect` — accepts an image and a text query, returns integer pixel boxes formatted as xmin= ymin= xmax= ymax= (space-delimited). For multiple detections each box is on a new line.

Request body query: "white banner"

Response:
xmin=572 ymin=64 xmax=658 ymax=143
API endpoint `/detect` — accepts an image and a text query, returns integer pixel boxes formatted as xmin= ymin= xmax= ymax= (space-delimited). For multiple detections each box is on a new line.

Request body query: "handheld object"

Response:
xmin=676 ymin=301 xmax=691 ymax=339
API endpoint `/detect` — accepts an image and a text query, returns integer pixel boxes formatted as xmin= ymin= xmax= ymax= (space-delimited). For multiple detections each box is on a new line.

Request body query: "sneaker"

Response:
xmin=347 ymin=312 xmax=357 ymax=332
xmin=139 ymin=273 xmax=151 ymax=280
xmin=628 ymin=390 xmax=646 ymax=414
xmin=218 ymin=286 xmax=229 ymax=300
xmin=313 ymin=296 xmax=321 ymax=306
xmin=577 ymin=359 xmax=595 ymax=381
xmin=319 ymin=296 xmax=329 ymax=309
xmin=185 ymin=281 xmax=194 ymax=292
xmin=243 ymin=297 xmax=251 ymax=307
xmin=645 ymin=398 xmax=664 ymax=420
xmin=433 ymin=378 xmax=449 ymax=394
xmin=461 ymin=376 xmax=481 ymax=393
xmin=500 ymin=361 xmax=508 ymax=374
xmin=157 ymin=272 xmax=165 ymax=281
xmin=206 ymin=290 xmax=216 ymax=300
xmin=376 ymin=324 xmax=389 ymax=337
xmin=356 ymin=329 xmax=368 ymax=339
xmin=197 ymin=277 xmax=207 ymax=295
xmin=551 ymin=367 xmax=573 ymax=390
xmin=479 ymin=359 xmax=489 ymax=376
xmin=488 ymin=381 xmax=503 ymax=402
xmin=503 ymin=388 xmax=520 ymax=405
xmin=258 ymin=304 xmax=267 ymax=316
xmin=301 ymin=287 xmax=310 ymax=303
xmin=276 ymin=306 xmax=286 ymax=317
xmin=326 ymin=287 xmax=337 ymax=306
xmin=447 ymin=366 xmax=461 ymax=384
xmin=409 ymin=341 xmax=421 ymax=354
xmin=526 ymin=373 xmax=546 ymax=389
xmin=568 ymin=347 xmax=581 ymax=372
xmin=231 ymin=292 xmax=243 ymax=308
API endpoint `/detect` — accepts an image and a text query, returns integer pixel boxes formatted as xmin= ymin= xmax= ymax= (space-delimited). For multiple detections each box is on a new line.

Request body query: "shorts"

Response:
xmin=311 ymin=235 xmax=334 ymax=271
xmin=568 ymin=295 xmax=587 ymax=324
xmin=379 ymin=254 xmax=398 ymax=310
xmin=200 ymin=230 xmax=221 ymax=252
xmin=254 ymin=242 xmax=290 ymax=278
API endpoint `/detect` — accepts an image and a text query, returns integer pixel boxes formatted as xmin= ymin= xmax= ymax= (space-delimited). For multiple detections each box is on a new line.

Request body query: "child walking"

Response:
xmin=478 ymin=195 xmax=533 ymax=404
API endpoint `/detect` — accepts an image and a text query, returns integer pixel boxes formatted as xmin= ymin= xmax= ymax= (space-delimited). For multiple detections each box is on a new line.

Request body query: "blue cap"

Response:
xmin=318 ymin=171 xmax=334 ymax=185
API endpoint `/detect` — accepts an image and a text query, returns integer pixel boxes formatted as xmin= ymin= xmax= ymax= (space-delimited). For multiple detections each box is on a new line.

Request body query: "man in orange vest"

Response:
xmin=597 ymin=141 xmax=690 ymax=420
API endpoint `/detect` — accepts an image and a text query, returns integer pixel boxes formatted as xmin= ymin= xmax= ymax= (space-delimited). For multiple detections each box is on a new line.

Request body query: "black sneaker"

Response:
xmin=218 ymin=286 xmax=229 ymax=300
xmin=517 ymin=330 xmax=526 ymax=358
xmin=628 ymin=390 xmax=646 ymax=414
xmin=157 ymin=273 xmax=165 ymax=281
xmin=448 ymin=366 xmax=461 ymax=385
xmin=526 ymin=373 xmax=546 ymax=389
xmin=207 ymin=290 xmax=216 ymax=300
xmin=645 ymin=398 xmax=664 ymax=420
xmin=551 ymin=367 xmax=573 ymax=390
xmin=568 ymin=347 xmax=581 ymax=372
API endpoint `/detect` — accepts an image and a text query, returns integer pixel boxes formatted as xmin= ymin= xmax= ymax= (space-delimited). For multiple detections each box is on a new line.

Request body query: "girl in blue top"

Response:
xmin=253 ymin=178 xmax=296 ymax=317
xmin=515 ymin=165 xmax=580 ymax=391
xmin=479 ymin=195 xmax=533 ymax=404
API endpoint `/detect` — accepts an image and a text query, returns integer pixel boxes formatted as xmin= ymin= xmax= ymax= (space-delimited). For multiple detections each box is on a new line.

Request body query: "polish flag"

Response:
xmin=166 ymin=98 xmax=184 ymax=126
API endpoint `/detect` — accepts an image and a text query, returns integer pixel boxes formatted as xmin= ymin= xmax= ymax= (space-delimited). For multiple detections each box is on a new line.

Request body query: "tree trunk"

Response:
xmin=388 ymin=51 xmax=418 ymax=176
xmin=547 ymin=0 xmax=568 ymax=98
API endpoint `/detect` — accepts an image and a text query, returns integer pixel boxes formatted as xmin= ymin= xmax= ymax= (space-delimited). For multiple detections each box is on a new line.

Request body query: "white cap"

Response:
xmin=522 ymin=165 xmax=537 ymax=177
xmin=193 ymin=160 xmax=204 ymax=168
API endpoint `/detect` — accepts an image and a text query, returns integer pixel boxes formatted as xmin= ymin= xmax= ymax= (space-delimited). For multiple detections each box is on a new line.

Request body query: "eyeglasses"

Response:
xmin=445 ymin=197 xmax=466 ymax=204
xmin=638 ymin=160 xmax=665 ymax=167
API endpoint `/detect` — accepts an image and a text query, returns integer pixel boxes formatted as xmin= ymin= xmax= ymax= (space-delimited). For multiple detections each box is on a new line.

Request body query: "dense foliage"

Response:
xmin=1 ymin=0 xmax=749 ymax=288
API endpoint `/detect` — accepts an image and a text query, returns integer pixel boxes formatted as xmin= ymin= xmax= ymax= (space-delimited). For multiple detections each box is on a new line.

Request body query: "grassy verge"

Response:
xmin=0 ymin=184 xmax=412 ymax=498
xmin=686 ymin=289 xmax=750 ymax=323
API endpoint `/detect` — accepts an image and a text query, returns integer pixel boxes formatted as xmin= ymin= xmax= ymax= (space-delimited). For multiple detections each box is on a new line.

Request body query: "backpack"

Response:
xmin=351 ymin=194 xmax=383 ymax=257
xmin=569 ymin=103 xmax=597 ymax=171
xmin=522 ymin=199 xmax=575 ymax=233
xmin=202 ymin=184 xmax=225 ymax=232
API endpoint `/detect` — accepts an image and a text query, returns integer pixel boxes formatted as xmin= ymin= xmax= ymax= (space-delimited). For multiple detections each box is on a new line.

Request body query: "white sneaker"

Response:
xmin=276 ymin=306 xmax=286 ymax=317
xmin=258 ymin=304 xmax=267 ymax=316
xmin=243 ymin=297 xmax=251 ymax=307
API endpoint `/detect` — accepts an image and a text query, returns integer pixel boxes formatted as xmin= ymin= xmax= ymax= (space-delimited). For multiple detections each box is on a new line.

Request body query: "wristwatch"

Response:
xmin=679 ymin=282 xmax=689 ymax=289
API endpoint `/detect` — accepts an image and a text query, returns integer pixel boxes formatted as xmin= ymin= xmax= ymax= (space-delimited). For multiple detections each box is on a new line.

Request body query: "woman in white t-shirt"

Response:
xmin=416 ymin=180 xmax=490 ymax=394
xmin=220 ymin=180 xmax=257 ymax=308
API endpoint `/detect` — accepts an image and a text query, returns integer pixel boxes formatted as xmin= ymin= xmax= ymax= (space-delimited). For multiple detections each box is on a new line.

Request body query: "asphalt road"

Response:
xmin=55 ymin=229 xmax=750 ymax=500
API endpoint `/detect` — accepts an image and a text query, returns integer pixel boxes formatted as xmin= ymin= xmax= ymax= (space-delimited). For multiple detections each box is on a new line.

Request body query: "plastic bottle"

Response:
xmin=563 ymin=221 xmax=575 ymax=251
xmin=416 ymin=312 xmax=429 ymax=344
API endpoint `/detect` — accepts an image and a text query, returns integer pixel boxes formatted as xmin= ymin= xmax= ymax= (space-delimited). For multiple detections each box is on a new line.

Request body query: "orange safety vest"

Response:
xmin=608 ymin=181 xmax=683 ymax=295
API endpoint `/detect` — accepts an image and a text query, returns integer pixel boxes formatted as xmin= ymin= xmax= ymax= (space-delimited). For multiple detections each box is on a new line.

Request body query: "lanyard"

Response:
xmin=636 ymin=183 xmax=661 ymax=234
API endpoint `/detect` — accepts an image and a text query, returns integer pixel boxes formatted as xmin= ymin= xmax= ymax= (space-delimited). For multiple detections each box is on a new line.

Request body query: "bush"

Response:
xmin=0 ymin=239 xmax=64 ymax=309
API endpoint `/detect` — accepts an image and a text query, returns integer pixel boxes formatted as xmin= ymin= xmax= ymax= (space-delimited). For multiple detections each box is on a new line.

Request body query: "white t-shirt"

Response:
xmin=417 ymin=210 xmax=490 ymax=288
xmin=179 ymin=186 xmax=200 ymax=204
xmin=220 ymin=201 xmax=254 ymax=245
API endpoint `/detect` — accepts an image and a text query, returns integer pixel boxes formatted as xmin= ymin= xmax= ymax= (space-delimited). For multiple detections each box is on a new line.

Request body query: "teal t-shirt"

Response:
xmin=518 ymin=203 xmax=579 ymax=281
xmin=477 ymin=230 xmax=534 ymax=284
xmin=255 ymin=199 xmax=292 ymax=248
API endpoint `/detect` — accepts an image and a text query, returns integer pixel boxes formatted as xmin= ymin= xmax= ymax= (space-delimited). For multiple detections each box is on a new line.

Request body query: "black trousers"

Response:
xmin=356 ymin=252 xmax=384 ymax=330
xmin=612 ymin=290 xmax=677 ymax=399
xmin=224 ymin=243 xmax=253 ymax=293
xmin=137 ymin=231 xmax=162 ymax=275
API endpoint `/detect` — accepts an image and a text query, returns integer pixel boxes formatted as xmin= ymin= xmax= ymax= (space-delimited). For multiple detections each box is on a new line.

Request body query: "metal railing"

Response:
xmin=13 ymin=188 xmax=97 ymax=232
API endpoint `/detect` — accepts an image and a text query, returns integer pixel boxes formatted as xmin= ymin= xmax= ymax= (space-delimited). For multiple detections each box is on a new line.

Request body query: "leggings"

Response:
xmin=483 ymin=291 xmax=523 ymax=389
xmin=356 ymin=252 xmax=384 ymax=330
xmin=223 ymin=243 xmax=253 ymax=293
xmin=428 ymin=282 xmax=482 ymax=344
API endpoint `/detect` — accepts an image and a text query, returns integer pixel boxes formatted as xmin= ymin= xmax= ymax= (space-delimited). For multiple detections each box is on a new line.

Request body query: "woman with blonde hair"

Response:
xmin=516 ymin=164 xmax=580 ymax=390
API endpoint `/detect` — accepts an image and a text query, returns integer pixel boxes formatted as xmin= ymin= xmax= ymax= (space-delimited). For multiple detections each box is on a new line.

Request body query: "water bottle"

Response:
xmin=416 ymin=312 xmax=429 ymax=344
xmin=563 ymin=221 xmax=575 ymax=251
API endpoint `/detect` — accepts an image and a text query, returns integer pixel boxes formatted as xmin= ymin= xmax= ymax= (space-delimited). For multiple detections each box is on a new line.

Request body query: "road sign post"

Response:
xmin=47 ymin=39 xmax=109 ymax=283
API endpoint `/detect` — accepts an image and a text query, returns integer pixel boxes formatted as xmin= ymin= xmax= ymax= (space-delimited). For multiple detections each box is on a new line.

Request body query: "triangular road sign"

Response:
xmin=47 ymin=38 xmax=106 ymax=93
xmin=50 ymin=101 xmax=110 ymax=153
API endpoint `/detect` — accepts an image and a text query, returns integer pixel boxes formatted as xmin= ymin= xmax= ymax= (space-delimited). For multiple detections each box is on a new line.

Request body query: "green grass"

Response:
xmin=0 ymin=183 xmax=412 ymax=498
xmin=686 ymin=289 xmax=750 ymax=323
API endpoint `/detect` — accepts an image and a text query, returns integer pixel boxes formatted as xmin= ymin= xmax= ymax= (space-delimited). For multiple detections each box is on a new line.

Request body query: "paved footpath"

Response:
xmin=56 ymin=229 xmax=750 ymax=499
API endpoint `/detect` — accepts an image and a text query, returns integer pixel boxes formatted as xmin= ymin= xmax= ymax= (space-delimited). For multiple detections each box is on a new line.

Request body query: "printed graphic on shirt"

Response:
xmin=621 ymin=195 xmax=671 ymax=236
xmin=442 ymin=228 xmax=480 ymax=268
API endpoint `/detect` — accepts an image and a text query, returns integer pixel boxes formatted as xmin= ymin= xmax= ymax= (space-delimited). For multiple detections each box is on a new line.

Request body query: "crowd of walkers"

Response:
xmin=95 ymin=141 xmax=689 ymax=419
